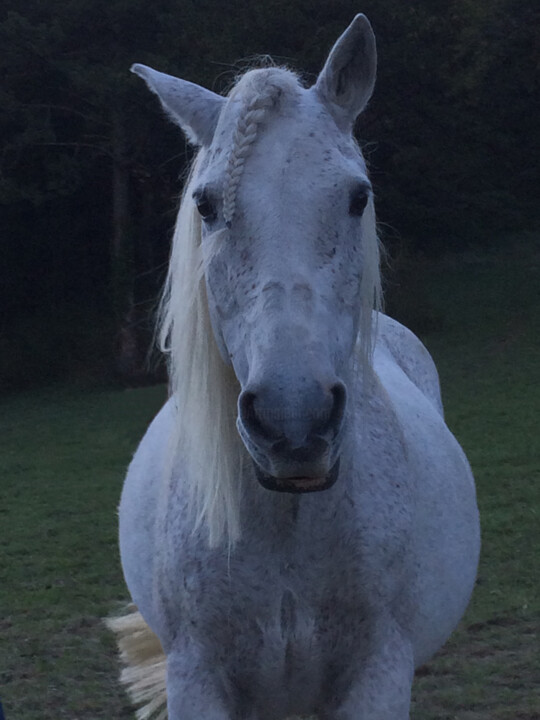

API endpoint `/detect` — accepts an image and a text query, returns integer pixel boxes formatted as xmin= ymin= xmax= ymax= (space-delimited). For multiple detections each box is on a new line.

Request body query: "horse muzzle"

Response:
xmin=236 ymin=376 xmax=347 ymax=493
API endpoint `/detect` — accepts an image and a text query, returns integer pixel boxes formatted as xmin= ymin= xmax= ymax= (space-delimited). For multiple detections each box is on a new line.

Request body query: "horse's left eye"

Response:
xmin=193 ymin=190 xmax=217 ymax=223
xmin=349 ymin=185 xmax=370 ymax=217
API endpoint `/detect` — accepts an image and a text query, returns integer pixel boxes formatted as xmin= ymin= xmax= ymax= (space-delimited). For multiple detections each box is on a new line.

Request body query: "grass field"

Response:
xmin=406 ymin=237 xmax=540 ymax=718
xmin=1 ymin=236 xmax=539 ymax=719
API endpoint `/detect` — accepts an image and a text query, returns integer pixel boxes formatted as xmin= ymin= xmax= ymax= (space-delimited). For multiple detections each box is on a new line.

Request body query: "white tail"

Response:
xmin=107 ymin=606 xmax=168 ymax=719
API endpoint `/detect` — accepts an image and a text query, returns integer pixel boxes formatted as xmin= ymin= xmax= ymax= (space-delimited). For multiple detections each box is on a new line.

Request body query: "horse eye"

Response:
xmin=349 ymin=186 xmax=370 ymax=217
xmin=193 ymin=190 xmax=217 ymax=222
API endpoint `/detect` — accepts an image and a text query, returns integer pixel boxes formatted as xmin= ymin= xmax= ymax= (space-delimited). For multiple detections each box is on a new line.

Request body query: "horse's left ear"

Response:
xmin=131 ymin=64 xmax=225 ymax=146
xmin=315 ymin=14 xmax=377 ymax=126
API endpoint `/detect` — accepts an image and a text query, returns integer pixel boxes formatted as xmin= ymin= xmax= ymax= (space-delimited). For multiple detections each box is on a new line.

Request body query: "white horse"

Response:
xmin=111 ymin=15 xmax=480 ymax=720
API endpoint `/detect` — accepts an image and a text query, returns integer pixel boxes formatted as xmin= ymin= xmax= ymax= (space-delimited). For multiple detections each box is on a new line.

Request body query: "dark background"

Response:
xmin=1 ymin=0 xmax=538 ymax=391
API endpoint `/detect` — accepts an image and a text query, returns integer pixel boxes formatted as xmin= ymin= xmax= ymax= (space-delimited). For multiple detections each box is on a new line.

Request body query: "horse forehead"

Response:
xmin=248 ymin=128 xmax=366 ymax=208
xmin=258 ymin=108 xmax=356 ymax=163
xmin=210 ymin=86 xmax=360 ymax=174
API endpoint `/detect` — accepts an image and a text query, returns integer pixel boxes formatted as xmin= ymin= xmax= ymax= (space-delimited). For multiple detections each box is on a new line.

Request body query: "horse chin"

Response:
xmin=253 ymin=458 xmax=340 ymax=493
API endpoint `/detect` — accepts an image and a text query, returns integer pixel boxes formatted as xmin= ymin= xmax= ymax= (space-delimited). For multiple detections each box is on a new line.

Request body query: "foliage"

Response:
xmin=0 ymin=0 xmax=538 ymax=385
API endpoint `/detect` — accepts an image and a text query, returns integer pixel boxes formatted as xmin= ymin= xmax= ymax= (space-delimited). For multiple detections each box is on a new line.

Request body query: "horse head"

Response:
xmin=133 ymin=15 xmax=379 ymax=507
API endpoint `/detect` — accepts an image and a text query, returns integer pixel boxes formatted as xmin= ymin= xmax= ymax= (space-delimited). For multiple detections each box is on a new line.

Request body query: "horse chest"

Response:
xmin=161 ymin=475 xmax=410 ymax=632
xmin=153 ymin=463 xmax=413 ymax=715
xmin=169 ymin=536 xmax=371 ymax=714
xmin=168 ymin=497 xmax=393 ymax=648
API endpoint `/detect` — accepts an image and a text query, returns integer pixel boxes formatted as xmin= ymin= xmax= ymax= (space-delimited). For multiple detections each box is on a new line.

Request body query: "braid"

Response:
xmin=223 ymin=82 xmax=281 ymax=227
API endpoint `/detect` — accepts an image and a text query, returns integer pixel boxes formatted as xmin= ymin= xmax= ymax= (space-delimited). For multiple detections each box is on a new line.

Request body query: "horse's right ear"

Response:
xmin=131 ymin=64 xmax=225 ymax=147
xmin=315 ymin=14 xmax=377 ymax=127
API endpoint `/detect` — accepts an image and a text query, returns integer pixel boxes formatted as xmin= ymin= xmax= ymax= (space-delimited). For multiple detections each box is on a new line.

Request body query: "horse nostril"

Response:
xmin=328 ymin=381 xmax=347 ymax=437
xmin=238 ymin=390 xmax=277 ymax=440
xmin=239 ymin=390 xmax=256 ymax=424
xmin=239 ymin=380 xmax=347 ymax=446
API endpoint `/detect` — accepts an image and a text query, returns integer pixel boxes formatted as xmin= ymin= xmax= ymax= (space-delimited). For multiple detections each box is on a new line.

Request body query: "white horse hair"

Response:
xmin=112 ymin=15 xmax=480 ymax=720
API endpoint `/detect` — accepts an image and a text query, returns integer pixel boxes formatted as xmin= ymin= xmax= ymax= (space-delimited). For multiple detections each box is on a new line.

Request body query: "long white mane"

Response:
xmin=158 ymin=68 xmax=381 ymax=546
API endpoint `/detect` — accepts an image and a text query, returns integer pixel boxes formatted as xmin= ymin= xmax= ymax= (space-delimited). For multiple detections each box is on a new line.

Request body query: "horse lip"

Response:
xmin=254 ymin=458 xmax=340 ymax=493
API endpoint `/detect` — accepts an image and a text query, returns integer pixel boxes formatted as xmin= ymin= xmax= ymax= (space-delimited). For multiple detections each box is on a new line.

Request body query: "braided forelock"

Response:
xmin=222 ymin=71 xmax=290 ymax=227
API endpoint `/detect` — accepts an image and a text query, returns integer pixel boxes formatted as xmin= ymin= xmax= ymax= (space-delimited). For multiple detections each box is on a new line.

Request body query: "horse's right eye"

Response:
xmin=349 ymin=184 xmax=370 ymax=217
xmin=193 ymin=190 xmax=217 ymax=222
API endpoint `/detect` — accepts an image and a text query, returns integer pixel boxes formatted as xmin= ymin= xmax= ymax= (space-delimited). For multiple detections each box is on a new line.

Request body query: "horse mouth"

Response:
xmin=253 ymin=458 xmax=340 ymax=493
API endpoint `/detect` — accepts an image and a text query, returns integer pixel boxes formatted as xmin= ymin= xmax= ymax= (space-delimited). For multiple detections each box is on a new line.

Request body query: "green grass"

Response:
xmin=1 ymin=235 xmax=539 ymax=718
xmin=0 ymin=385 xmax=166 ymax=718
xmin=408 ymin=235 xmax=540 ymax=719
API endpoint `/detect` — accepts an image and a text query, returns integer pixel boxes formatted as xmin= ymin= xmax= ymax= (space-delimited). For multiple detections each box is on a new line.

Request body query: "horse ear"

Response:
xmin=131 ymin=64 xmax=225 ymax=146
xmin=315 ymin=14 xmax=377 ymax=126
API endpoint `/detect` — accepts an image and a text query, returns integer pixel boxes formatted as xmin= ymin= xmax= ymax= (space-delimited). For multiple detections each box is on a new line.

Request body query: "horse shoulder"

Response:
xmin=121 ymin=398 xmax=176 ymax=515
xmin=374 ymin=313 xmax=444 ymax=416
xmin=119 ymin=399 xmax=177 ymax=633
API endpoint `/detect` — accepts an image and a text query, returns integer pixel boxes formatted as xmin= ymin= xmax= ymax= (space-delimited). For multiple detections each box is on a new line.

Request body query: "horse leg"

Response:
xmin=326 ymin=622 xmax=414 ymax=720
xmin=166 ymin=646 xmax=234 ymax=720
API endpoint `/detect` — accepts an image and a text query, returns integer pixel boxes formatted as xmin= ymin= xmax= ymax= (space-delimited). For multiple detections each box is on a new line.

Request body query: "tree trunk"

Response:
xmin=111 ymin=109 xmax=141 ymax=382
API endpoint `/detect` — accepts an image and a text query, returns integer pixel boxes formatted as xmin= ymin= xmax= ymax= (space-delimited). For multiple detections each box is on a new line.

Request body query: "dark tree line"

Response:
xmin=1 ymin=0 xmax=538 ymax=388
